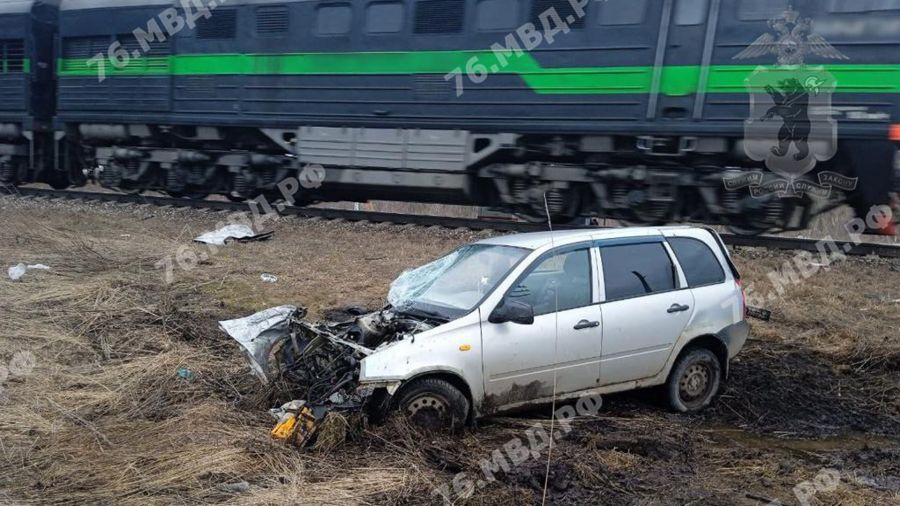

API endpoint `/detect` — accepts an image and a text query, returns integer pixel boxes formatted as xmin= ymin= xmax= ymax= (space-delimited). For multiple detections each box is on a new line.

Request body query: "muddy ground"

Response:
xmin=0 ymin=196 xmax=897 ymax=505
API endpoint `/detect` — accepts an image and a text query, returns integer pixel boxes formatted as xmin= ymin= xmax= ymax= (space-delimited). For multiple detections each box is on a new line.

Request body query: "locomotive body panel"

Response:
xmin=33 ymin=0 xmax=900 ymax=231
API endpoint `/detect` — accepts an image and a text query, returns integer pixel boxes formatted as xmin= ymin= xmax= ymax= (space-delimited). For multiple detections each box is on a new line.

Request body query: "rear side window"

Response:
xmin=601 ymin=243 xmax=676 ymax=301
xmin=507 ymin=249 xmax=592 ymax=316
xmin=668 ymin=238 xmax=726 ymax=288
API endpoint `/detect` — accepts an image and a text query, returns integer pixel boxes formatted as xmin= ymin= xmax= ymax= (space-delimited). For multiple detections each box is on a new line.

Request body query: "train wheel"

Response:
xmin=726 ymin=199 xmax=790 ymax=235
xmin=0 ymin=162 xmax=17 ymax=184
xmin=519 ymin=187 xmax=583 ymax=224
xmin=726 ymin=224 xmax=768 ymax=236
xmin=166 ymin=191 xmax=208 ymax=200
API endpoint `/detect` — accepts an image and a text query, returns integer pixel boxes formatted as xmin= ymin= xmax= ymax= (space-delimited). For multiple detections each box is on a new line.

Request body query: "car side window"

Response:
xmin=601 ymin=243 xmax=676 ymax=301
xmin=506 ymin=249 xmax=592 ymax=316
xmin=668 ymin=237 xmax=726 ymax=287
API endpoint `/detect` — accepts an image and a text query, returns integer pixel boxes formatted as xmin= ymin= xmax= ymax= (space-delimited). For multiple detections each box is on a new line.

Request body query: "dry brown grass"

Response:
xmin=0 ymin=202 xmax=479 ymax=505
xmin=1 ymin=196 xmax=898 ymax=505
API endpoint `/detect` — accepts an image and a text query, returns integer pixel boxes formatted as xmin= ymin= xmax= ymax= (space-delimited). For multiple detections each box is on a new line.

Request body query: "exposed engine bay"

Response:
xmin=219 ymin=305 xmax=441 ymax=445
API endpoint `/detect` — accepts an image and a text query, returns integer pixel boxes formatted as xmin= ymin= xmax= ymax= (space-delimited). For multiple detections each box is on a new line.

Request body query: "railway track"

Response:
xmin=4 ymin=186 xmax=900 ymax=259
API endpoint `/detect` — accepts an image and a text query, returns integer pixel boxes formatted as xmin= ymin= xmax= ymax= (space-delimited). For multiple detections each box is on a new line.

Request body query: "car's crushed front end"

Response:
xmin=220 ymin=304 xmax=443 ymax=445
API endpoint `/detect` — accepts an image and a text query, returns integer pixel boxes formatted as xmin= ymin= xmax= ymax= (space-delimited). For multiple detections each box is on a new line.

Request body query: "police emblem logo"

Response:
xmin=726 ymin=7 xmax=858 ymax=197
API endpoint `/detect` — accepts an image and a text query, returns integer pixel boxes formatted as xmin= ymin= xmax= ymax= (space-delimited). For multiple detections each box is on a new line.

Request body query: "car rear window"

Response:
xmin=601 ymin=243 xmax=676 ymax=301
xmin=668 ymin=237 xmax=726 ymax=287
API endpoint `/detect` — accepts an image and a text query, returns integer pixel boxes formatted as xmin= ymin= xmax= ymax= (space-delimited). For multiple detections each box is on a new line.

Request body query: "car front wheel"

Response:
xmin=666 ymin=348 xmax=722 ymax=413
xmin=396 ymin=378 xmax=469 ymax=432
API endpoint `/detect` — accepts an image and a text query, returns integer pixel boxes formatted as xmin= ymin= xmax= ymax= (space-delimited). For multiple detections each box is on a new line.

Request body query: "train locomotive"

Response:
xmin=2 ymin=0 xmax=899 ymax=233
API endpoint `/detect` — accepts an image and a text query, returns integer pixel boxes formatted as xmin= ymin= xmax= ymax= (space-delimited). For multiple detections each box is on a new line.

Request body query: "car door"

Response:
xmin=481 ymin=244 xmax=603 ymax=407
xmin=667 ymin=233 xmax=742 ymax=338
xmin=597 ymin=238 xmax=694 ymax=385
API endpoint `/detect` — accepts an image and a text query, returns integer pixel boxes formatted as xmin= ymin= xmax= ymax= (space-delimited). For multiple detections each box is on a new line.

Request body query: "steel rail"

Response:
xmin=4 ymin=186 xmax=899 ymax=259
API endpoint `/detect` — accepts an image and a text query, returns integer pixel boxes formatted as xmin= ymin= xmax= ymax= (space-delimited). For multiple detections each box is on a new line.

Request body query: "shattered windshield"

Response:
xmin=388 ymin=244 xmax=529 ymax=318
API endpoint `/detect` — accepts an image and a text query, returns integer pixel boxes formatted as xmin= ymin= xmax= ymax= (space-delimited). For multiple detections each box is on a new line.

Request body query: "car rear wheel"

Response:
xmin=666 ymin=348 xmax=722 ymax=413
xmin=396 ymin=378 xmax=469 ymax=432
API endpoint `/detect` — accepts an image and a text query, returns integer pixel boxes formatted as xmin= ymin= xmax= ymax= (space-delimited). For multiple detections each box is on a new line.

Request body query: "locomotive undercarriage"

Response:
xmin=74 ymin=125 xmax=852 ymax=234
xmin=483 ymin=162 xmax=820 ymax=234
xmin=77 ymin=124 xmax=298 ymax=202
xmin=0 ymin=124 xmax=32 ymax=186
xmin=92 ymin=147 xmax=295 ymax=201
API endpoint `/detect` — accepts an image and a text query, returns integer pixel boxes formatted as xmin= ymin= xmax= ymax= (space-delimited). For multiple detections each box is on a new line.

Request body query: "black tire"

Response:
xmin=395 ymin=378 xmax=469 ymax=432
xmin=665 ymin=348 xmax=722 ymax=413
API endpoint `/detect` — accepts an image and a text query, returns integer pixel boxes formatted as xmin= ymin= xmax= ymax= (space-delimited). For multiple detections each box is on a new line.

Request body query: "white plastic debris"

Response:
xmin=7 ymin=264 xmax=26 ymax=281
xmin=260 ymin=273 xmax=278 ymax=283
xmin=7 ymin=263 xmax=50 ymax=281
xmin=194 ymin=224 xmax=271 ymax=246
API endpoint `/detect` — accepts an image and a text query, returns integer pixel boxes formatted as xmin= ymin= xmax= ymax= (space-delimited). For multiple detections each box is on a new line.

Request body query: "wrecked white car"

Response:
xmin=221 ymin=226 xmax=750 ymax=438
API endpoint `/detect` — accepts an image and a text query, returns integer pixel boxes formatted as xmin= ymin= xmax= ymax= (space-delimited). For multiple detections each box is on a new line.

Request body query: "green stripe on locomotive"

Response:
xmin=56 ymin=51 xmax=900 ymax=95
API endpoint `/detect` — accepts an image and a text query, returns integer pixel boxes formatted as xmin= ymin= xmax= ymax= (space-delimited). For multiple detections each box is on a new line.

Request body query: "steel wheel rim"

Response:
xmin=406 ymin=393 xmax=450 ymax=429
xmin=679 ymin=363 xmax=712 ymax=402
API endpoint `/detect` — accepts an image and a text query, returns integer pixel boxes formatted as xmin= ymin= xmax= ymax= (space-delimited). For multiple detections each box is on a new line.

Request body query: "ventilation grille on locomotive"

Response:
xmin=61 ymin=36 xmax=109 ymax=71
xmin=414 ymin=0 xmax=465 ymax=33
xmin=530 ymin=0 xmax=586 ymax=29
xmin=0 ymin=40 xmax=24 ymax=73
xmin=256 ymin=6 xmax=289 ymax=35
xmin=116 ymin=34 xmax=171 ymax=71
xmin=197 ymin=9 xmax=237 ymax=39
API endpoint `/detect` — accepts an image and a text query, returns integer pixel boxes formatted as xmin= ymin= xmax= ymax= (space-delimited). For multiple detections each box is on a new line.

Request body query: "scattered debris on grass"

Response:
xmin=193 ymin=224 xmax=273 ymax=245
xmin=6 ymin=262 xmax=50 ymax=281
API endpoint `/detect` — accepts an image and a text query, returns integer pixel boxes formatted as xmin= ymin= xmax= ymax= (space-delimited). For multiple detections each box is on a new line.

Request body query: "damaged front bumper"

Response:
xmin=219 ymin=305 xmax=436 ymax=446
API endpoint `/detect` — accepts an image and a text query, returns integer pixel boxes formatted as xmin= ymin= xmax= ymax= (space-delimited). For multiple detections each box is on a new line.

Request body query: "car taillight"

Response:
xmin=736 ymin=278 xmax=747 ymax=319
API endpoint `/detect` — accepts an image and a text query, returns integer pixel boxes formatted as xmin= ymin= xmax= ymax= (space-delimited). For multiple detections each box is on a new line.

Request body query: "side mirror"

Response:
xmin=488 ymin=300 xmax=535 ymax=325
